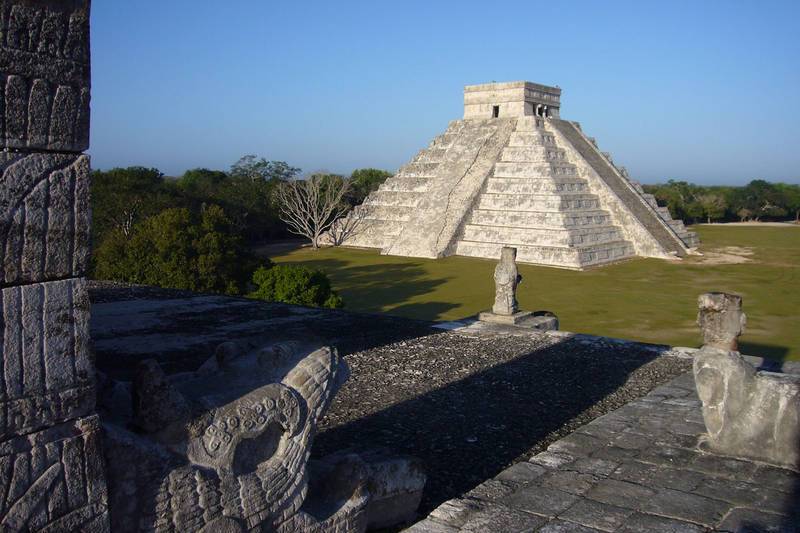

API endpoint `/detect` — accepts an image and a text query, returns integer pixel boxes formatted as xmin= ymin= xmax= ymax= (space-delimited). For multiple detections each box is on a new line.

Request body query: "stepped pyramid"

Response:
xmin=338 ymin=81 xmax=699 ymax=269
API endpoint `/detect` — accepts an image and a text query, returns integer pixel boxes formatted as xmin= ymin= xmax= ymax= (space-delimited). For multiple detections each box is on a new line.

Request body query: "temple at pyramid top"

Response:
xmin=332 ymin=81 xmax=698 ymax=270
xmin=464 ymin=81 xmax=561 ymax=119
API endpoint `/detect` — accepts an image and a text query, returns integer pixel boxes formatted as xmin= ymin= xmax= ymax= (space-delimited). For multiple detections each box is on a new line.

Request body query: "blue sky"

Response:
xmin=90 ymin=0 xmax=800 ymax=184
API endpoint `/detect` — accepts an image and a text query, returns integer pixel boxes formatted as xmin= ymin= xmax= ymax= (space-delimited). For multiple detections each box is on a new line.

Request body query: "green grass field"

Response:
xmin=266 ymin=225 xmax=800 ymax=361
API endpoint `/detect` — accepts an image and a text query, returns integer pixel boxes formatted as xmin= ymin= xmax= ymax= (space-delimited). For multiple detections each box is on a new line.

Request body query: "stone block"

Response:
xmin=559 ymin=498 xmax=634 ymax=532
xmin=0 ymin=0 xmax=91 ymax=152
xmin=640 ymin=487 xmax=729 ymax=527
xmin=478 ymin=310 xmax=532 ymax=325
xmin=694 ymin=347 xmax=800 ymax=468
xmin=1 ymin=152 xmax=90 ymax=286
xmin=102 ymin=340 xmax=373 ymax=532
xmin=501 ymin=484 xmax=579 ymax=517
xmin=0 ymin=415 xmax=108 ymax=532
xmin=1 ymin=277 xmax=94 ymax=439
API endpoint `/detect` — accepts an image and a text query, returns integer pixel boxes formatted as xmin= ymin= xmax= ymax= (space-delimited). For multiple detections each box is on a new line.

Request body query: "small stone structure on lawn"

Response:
xmin=338 ymin=81 xmax=699 ymax=269
xmin=693 ymin=292 xmax=800 ymax=468
xmin=479 ymin=247 xmax=558 ymax=330
xmin=0 ymin=0 xmax=109 ymax=530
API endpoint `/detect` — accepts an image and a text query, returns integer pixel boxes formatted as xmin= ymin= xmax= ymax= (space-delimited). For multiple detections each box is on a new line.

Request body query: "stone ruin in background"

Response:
xmin=0 ymin=1 xmax=424 ymax=531
xmin=338 ymin=81 xmax=699 ymax=269
xmin=694 ymin=292 xmax=800 ymax=469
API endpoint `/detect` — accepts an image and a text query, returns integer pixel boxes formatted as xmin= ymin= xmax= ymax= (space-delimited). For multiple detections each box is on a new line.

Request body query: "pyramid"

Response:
xmin=338 ymin=81 xmax=698 ymax=269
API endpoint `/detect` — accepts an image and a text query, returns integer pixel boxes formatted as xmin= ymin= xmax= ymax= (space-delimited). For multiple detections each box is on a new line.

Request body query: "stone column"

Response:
xmin=696 ymin=292 xmax=746 ymax=351
xmin=1 ymin=1 xmax=109 ymax=530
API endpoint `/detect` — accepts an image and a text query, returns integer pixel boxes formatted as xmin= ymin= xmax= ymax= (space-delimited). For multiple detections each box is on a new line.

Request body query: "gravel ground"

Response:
xmin=313 ymin=332 xmax=692 ymax=515
xmin=88 ymin=281 xmax=692 ymax=518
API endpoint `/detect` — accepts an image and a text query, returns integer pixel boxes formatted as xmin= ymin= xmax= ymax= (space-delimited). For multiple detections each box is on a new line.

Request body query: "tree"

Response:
xmin=249 ymin=264 xmax=343 ymax=308
xmin=274 ymin=174 xmax=351 ymax=249
xmin=346 ymin=168 xmax=392 ymax=206
xmin=177 ymin=168 xmax=228 ymax=194
xmin=230 ymin=155 xmax=300 ymax=183
xmin=733 ymin=180 xmax=786 ymax=221
xmin=94 ymin=205 xmax=254 ymax=294
xmin=697 ymin=193 xmax=727 ymax=223
xmin=776 ymin=183 xmax=800 ymax=222
xmin=91 ymin=166 xmax=169 ymax=241
xmin=737 ymin=207 xmax=754 ymax=222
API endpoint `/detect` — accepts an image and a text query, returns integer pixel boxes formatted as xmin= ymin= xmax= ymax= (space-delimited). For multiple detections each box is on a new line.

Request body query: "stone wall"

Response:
xmin=0 ymin=1 xmax=108 ymax=530
xmin=464 ymin=81 xmax=561 ymax=119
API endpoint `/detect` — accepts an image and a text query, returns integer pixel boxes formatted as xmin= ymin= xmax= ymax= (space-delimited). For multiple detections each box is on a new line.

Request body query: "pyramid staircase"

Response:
xmin=629 ymin=180 xmax=701 ymax=248
xmin=337 ymin=80 xmax=699 ymax=269
xmin=453 ymin=117 xmax=635 ymax=268
xmin=342 ymin=121 xmax=468 ymax=250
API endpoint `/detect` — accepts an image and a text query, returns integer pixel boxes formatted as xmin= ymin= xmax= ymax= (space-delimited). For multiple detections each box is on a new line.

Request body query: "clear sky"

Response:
xmin=90 ymin=0 xmax=800 ymax=185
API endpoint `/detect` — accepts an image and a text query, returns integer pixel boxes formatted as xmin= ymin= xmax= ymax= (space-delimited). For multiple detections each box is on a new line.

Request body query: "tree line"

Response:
xmin=91 ymin=155 xmax=392 ymax=306
xmin=643 ymin=179 xmax=800 ymax=224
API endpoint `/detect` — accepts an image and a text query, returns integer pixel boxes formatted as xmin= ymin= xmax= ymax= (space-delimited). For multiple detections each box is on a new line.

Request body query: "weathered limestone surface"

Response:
xmin=694 ymin=293 xmax=800 ymax=468
xmin=0 ymin=0 xmax=91 ymax=152
xmin=491 ymin=247 xmax=521 ymax=316
xmin=463 ymin=81 xmax=561 ymax=119
xmin=478 ymin=247 xmax=559 ymax=331
xmin=696 ymin=292 xmax=746 ymax=352
xmin=340 ymin=81 xmax=698 ymax=269
xmin=407 ymin=370 xmax=799 ymax=532
xmin=100 ymin=339 xmax=422 ymax=532
xmin=311 ymin=449 xmax=426 ymax=531
xmin=1 ymin=278 xmax=95 ymax=439
xmin=384 ymin=118 xmax=517 ymax=258
xmin=1 ymin=151 xmax=90 ymax=286
xmin=1 ymin=1 xmax=109 ymax=529
xmin=549 ymin=119 xmax=693 ymax=257
xmin=0 ymin=415 xmax=108 ymax=531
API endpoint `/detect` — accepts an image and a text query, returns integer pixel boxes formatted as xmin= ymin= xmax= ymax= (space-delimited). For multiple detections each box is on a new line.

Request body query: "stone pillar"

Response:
xmin=1 ymin=1 xmax=109 ymax=530
xmin=697 ymin=292 xmax=746 ymax=351
xmin=693 ymin=292 xmax=799 ymax=468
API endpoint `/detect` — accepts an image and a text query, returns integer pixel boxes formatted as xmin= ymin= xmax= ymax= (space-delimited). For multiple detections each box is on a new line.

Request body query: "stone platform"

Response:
xmin=406 ymin=366 xmax=800 ymax=532
xmin=478 ymin=311 xmax=559 ymax=330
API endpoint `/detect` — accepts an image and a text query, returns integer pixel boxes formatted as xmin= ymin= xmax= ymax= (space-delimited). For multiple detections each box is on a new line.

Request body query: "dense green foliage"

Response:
xmin=249 ymin=264 xmax=344 ymax=308
xmin=94 ymin=205 xmax=256 ymax=294
xmin=89 ymin=156 xmax=388 ymax=304
xmin=644 ymin=179 xmax=800 ymax=223
xmin=346 ymin=168 xmax=392 ymax=206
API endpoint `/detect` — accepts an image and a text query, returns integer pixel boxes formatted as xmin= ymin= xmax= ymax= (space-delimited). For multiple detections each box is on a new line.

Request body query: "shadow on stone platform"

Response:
xmin=312 ymin=336 xmax=687 ymax=516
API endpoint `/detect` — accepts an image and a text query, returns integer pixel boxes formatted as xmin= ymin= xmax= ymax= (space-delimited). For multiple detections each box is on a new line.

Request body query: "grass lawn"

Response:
xmin=266 ymin=225 xmax=800 ymax=361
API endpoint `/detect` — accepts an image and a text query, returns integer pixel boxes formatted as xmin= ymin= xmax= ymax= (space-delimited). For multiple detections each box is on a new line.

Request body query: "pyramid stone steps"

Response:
xmin=460 ymin=224 xmax=625 ymax=247
xmin=397 ymin=161 xmax=439 ymax=177
xmin=486 ymin=177 xmax=589 ymax=194
xmin=378 ymin=176 xmax=431 ymax=193
xmin=356 ymin=204 xmax=414 ymax=222
xmin=515 ymin=116 xmax=549 ymax=131
xmin=550 ymin=118 xmax=689 ymax=257
xmin=501 ymin=146 xmax=567 ymax=163
xmin=383 ymin=118 xmax=517 ymax=258
xmin=508 ymin=132 xmax=558 ymax=147
xmin=414 ymin=147 xmax=448 ymax=163
xmin=478 ymin=192 xmax=601 ymax=211
xmin=339 ymin=80 xmax=698 ymax=268
xmin=454 ymin=239 xmax=635 ymax=269
xmin=494 ymin=161 xmax=579 ymax=178
xmin=363 ymin=190 xmax=423 ymax=208
xmin=468 ymin=209 xmax=614 ymax=229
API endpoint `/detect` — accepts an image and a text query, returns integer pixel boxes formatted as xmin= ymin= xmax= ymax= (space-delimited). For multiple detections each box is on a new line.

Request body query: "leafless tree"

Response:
xmin=274 ymin=174 xmax=352 ymax=249
xmin=328 ymin=204 xmax=369 ymax=245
